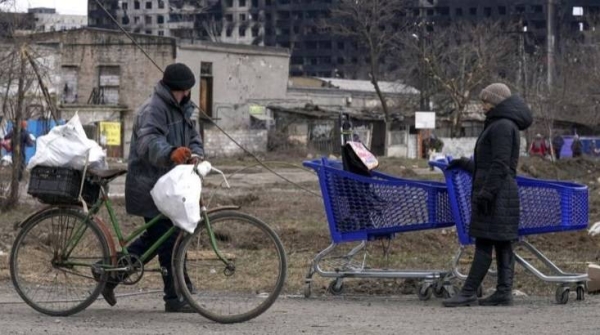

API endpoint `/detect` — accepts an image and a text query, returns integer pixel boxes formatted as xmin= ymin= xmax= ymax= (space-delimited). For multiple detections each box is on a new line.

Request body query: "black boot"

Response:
xmin=91 ymin=264 xmax=118 ymax=306
xmin=443 ymin=249 xmax=492 ymax=307
xmin=162 ymin=271 xmax=196 ymax=313
xmin=479 ymin=243 xmax=514 ymax=306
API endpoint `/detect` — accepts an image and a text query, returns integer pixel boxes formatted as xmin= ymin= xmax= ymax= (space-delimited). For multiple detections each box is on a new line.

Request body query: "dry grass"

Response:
xmin=1 ymin=154 xmax=599 ymax=299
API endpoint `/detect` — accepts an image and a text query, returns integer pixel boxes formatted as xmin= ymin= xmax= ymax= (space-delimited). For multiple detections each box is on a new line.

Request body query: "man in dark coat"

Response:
xmin=4 ymin=121 xmax=34 ymax=181
xmin=97 ymin=63 xmax=204 ymax=312
xmin=552 ymin=134 xmax=564 ymax=160
xmin=443 ymin=83 xmax=533 ymax=307
xmin=571 ymin=135 xmax=583 ymax=158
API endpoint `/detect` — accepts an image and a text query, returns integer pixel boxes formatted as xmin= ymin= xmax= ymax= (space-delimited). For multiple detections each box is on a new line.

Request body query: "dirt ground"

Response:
xmin=1 ymin=153 xmax=600 ymax=333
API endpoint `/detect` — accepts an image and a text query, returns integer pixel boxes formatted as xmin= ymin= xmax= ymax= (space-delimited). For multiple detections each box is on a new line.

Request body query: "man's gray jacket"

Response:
xmin=125 ymin=81 xmax=204 ymax=218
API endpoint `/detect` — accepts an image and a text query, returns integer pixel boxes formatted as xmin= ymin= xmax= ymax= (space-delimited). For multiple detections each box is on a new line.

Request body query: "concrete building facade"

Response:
xmin=28 ymin=8 xmax=87 ymax=33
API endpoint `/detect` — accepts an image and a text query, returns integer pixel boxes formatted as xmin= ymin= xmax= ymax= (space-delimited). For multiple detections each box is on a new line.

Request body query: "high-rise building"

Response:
xmin=88 ymin=0 xmax=600 ymax=78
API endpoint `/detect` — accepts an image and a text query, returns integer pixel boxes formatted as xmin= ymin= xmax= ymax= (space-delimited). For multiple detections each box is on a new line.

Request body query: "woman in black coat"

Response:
xmin=443 ymin=83 xmax=533 ymax=307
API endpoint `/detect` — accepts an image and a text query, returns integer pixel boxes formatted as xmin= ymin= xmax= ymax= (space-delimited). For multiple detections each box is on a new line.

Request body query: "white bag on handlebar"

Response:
xmin=150 ymin=165 xmax=201 ymax=234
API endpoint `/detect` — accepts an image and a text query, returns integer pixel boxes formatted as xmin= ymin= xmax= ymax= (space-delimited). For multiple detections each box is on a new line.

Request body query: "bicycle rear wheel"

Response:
xmin=174 ymin=210 xmax=287 ymax=324
xmin=10 ymin=208 xmax=110 ymax=316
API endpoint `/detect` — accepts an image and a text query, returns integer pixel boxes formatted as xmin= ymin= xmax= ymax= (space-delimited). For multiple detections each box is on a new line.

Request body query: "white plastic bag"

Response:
xmin=150 ymin=165 xmax=202 ymax=234
xmin=27 ymin=113 xmax=107 ymax=170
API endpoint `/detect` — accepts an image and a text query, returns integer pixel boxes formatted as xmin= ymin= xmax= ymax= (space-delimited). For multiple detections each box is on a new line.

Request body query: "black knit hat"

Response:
xmin=162 ymin=63 xmax=196 ymax=91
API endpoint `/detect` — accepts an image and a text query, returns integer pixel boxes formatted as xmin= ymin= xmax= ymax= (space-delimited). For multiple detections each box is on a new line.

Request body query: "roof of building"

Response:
xmin=179 ymin=40 xmax=290 ymax=57
xmin=289 ymin=77 xmax=419 ymax=95
xmin=26 ymin=26 xmax=176 ymax=41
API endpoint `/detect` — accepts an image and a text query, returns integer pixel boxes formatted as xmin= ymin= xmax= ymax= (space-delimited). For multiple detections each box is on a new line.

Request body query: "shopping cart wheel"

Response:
xmin=328 ymin=279 xmax=344 ymax=296
xmin=576 ymin=285 xmax=585 ymax=301
xmin=555 ymin=286 xmax=570 ymax=305
xmin=417 ymin=283 xmax=433 ymax=301
xmin=304 ymin=282 xmax=312 ymax=298
xmin=433 ymin=282 xmax=445 ymax=298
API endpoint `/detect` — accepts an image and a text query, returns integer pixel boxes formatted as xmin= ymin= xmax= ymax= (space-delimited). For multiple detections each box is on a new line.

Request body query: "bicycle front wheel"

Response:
xmin=10 ymin=208 xmax=110 ymax=316
xmin=175 ymin=210 xmax=287 ymax=324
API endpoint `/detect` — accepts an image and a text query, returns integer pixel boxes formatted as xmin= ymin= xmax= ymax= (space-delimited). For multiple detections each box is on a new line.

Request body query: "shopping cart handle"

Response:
xmin=428 ymin=158 xmax=450 ymax=170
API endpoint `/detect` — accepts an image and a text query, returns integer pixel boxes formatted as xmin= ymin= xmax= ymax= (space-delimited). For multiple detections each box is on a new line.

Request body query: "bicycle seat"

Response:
xmin=87 ymin=168 xmax=127 ymax=182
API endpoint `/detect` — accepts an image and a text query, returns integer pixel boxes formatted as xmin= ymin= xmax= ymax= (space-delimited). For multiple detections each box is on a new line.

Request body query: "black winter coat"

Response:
xmin=125 ymin=81 xmax=204 ymax=218
xmin=469 ymin=95 xmax=533 ymax=241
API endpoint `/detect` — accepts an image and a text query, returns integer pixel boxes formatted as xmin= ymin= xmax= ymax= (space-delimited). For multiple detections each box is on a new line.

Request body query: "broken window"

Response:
xmin=239 ymin=0 xmax=246 ymax=7
xmin=145 ymin=15 xmax=152 ymax=24
xmin=239 ymin=27 xmax=246 ymax=36
xmin=157 ymin=15 xmax=164 ymax=24
xmin=158 ymin=0 xmax=165 ymax=9
xmin=98 ymin=66 xmax=120 ymax=105
xmin=61 ymin=66 xmax=78 ymax=104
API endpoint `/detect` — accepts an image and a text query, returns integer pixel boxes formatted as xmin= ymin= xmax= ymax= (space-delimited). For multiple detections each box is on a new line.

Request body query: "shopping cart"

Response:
xmin=303 ymin=158 xmax=456 ymax=300
xmin=429 ymin=158 xmax=589 ymax=304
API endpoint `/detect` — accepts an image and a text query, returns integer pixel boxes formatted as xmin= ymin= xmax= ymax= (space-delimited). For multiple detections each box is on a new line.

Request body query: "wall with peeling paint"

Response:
xmin=177 ymin=42 xmax=290 ymax=130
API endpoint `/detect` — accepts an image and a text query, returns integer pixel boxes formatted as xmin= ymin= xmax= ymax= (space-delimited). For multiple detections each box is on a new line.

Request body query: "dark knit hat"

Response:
xmin=479 ymin=83 xmax=511 ymax=106
xmin=162 ymin=63 xmax=196 ymax=91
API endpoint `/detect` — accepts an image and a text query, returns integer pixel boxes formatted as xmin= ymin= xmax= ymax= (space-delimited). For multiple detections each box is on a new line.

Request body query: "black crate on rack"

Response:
xmin=28 ymin=166 xmax=100 ymax=205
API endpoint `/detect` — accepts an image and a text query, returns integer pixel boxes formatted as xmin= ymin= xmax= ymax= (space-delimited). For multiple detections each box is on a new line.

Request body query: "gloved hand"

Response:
xmin=447 ymin=157 xmax=471 ymax=171
xmin=187 ymin=154 xmax=204 ymax=165
xmin=170 ymin=147 xmax=192 ymax=165
xmin=475 ymin=191 xmax=494 ymax=216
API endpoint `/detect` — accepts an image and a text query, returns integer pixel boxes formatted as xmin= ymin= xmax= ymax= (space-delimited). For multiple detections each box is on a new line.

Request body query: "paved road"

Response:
xmin=0 ymin=284 xmax=599 ymax=335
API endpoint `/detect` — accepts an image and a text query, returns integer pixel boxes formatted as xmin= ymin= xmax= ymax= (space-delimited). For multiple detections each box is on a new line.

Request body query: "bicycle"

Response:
xmin=9 ymin=162 xmax=287 ymax=324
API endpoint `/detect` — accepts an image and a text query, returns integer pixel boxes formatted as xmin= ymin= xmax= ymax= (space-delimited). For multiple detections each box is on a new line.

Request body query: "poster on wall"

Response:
xmin=99 ymin=122 xmax=121 ymax=146
xmin=415 ymin=112 xmax=436 ymax=129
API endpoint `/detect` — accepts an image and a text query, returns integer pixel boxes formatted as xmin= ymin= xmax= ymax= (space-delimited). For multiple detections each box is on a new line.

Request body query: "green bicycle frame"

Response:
xmin=62 ymin=186 xmax=231 ymax=268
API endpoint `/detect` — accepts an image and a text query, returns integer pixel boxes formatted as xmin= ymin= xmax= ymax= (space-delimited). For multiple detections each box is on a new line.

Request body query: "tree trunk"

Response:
xmin=451 ymin=103 xmax=464 ymax=138
xmin=370 ymin=71 xmax=391 ymax=156
xmin=8 ymin=51 xmax=26 ymax=207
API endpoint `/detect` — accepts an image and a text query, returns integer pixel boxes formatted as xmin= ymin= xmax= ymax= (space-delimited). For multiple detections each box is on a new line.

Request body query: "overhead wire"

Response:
xmin=92 ymin=0 xmax=321 ymax=198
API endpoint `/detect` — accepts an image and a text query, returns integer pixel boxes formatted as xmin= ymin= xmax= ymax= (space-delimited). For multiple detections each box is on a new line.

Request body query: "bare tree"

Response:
xmin=400 ymin=20 xmax=517 ymax=137
xmin=325 ymin=0 xmax=410 ymax=154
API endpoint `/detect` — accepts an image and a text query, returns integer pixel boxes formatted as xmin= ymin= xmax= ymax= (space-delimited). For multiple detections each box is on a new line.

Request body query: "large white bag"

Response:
xmin=150 ymin=165 xmax=202 ymax=234
xmin=27 ymin=113 xmax=107 ymax=170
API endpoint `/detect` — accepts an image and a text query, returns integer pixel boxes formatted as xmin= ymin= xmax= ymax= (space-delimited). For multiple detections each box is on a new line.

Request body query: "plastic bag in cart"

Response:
xmin=27 ymin=113 xmax=107 ymax=170
xmin=150 ymin=165 xmax=201 ymax=234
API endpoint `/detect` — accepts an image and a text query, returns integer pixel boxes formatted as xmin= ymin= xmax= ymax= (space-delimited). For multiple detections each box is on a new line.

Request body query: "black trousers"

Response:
xmin=128 ymin=217 xmax=180 ymax=301
xmin=463 ymin=237 xmax=514 ymax=293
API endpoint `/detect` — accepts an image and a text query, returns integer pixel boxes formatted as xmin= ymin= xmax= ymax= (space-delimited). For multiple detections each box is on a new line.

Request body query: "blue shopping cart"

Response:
xmin=303 ymin=158 xmax=456 ymax=299
xmin=429 ymin=158 xmax=589 ymax=304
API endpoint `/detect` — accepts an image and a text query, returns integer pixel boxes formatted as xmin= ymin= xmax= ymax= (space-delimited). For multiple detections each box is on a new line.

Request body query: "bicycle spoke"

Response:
xmin=11 ymin=209 xmax=109 ymax=316
xmin=176 ymin=211 xmax=286 ymax=324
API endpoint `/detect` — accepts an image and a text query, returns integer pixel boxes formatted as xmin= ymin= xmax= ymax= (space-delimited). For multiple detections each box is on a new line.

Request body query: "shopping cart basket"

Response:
xmin=303 ymin=158 xmax=456 ymax=300
xmin=430 ymin=158 xmax=589 ymax=304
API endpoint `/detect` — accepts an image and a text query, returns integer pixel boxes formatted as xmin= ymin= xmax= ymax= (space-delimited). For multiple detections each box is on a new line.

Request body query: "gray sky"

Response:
xmin=13 ymin=0 xmax=87 ymax=15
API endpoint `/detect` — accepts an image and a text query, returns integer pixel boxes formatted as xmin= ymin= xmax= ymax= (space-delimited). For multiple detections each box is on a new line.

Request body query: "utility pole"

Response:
xmin=547 ymin=0 xmax=556 ymax=89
